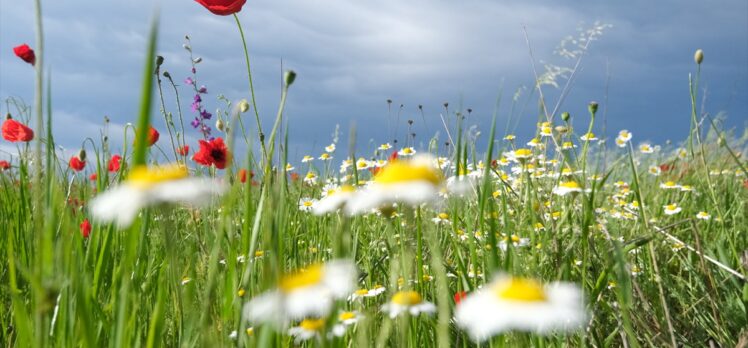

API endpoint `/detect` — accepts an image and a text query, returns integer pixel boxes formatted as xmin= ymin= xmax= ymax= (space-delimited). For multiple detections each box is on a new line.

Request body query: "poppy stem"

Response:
xmin=233 ymin=14 xmax=267 ymax=164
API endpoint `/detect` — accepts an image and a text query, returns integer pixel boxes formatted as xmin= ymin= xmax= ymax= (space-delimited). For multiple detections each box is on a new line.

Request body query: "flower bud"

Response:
xmin=555 ymin=125 xmax=569 ymax=134
xmin=561 ymin=111 xmax=571 ymax=122
xmin=588 ymin=101 xmax=598 ymax=116
xmin=163 ymin=71 xmax=171 ymax=79
xmin=78 ymin=149 xmax=87 ymax=161
xmin=155 ymin=55 xmax=164 ymax=67
xmin=216 ymin=119 xmax=225 ymax=132
xmin=5 ymin=113 xmax=12 ymax=120
xmin=193 ymin=57 xmax=203 ymax=64
xmin=284 ymin=70 xmax=297 ymax=86
xmin=239 ymin=99 xmax=250 ymax=113
xmin=694 ymin=49 xmax=704 ymax=65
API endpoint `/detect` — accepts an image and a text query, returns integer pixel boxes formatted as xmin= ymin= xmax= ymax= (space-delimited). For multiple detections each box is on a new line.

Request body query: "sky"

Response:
xmin=1 ymin=0 xmax=746 ymax=162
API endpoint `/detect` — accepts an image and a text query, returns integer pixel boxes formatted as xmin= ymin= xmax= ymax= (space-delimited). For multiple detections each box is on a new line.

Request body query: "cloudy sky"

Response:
xmin=1 ymin=0 xmax=746 ymax=161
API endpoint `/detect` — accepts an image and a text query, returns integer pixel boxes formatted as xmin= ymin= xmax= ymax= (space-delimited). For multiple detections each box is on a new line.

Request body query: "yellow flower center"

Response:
xmin=495 ymin=277 xmax=547 ymax=302
xmin=559 ymin=181 xmax=581 ymax=189
xmin=127 ymin=164 xmax=188 ymax=189
xmin=664 ymin=181 xmax=676 ymax=187
xmin=305 ymin=172 xmax=316 ymax=179
xmin=254 ymin=250 xmax=264 ymax=257
xmin=354 ymin=289 xmax=368 ymax=296
xmin=339 ymin=311 xmax=357 ymax=321
xmin=402 ymin=148 xmax=414 ymax=154
xmin=279 ymin=264 xmax=323 ymax=292
xmin=666 ymin=204 xmax=677 ymax=210
xmin=392 ymin=291 xmax=423 ymax=306
xmin=303 ymin=201 xmax=314 ymax=207
xmin=437 ymin=213 xmax=449 ymax=220
xmin=299 ymin=318 xmax=326 ymax=331
xmin=374 ymin=161 xmax=442 ymax=185
xmin=514 ymin=148 xmax=532 ymax=158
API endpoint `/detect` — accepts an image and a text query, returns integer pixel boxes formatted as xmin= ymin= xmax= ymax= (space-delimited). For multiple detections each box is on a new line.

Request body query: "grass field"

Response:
xmin=1 ymin=4 xmax=747 ymax=348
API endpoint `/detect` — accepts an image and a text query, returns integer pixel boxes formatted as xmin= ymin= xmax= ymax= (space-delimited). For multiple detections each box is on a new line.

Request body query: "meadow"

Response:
xmin=1 ymin=1 xmax=747 ymax=347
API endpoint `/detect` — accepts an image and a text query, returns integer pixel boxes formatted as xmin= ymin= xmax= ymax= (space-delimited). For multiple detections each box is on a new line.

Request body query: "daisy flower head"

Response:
xmin=397 ymin=147 xmax=417 ymax=156
xmin=696 ymin=211 xmax=711 ymax=220
xmin=378 ymin=143 xmax=392 ymax=151
xmin=648 ymin=165 xmax=661 ymax=176
xmin=313 ymin=185 xmax=356 ymax=215
xmin=509 ymin=148 xmax=533 ymax=162
xmin=580 ymin=132 xmax=597 ymax=141
xmin=243 ymin=260 xmax=357 ymax=325
xmin=615 ymin=130 xmax=632 ymax=147
xmin=504 ymin=134 xmax=516 ymax=141
xmin=301 ymin=155 xmax=314 ymax=163
xmin=299 ymin=198 xmax=318 ymax=212
xmin=552 ymin=181 xmax=584 ymax=196
xmin=381 ymin=291 xmax=436 ymax=319
xmin=285 ymin=163 xmax=296 ymax=172
xmin=560 ymin=141 xmax=577 ymax=150
xmin=355 ymin=158 xmax=371 ymax=170
xmin=527 ymin=138 xmax=542 ymax=147
xmin=344 ymin=155 xmax=444 ymax=215
xmin=455 ymin=274 xmax=586 ymax=342
xmin=659 ymin=181 xmax=680 ymax=190
xmin=332 ymin=311 xmax=362 ymax=337
xmin=639 ymin=143 xmax=654 ymax=154
xmin=431 ymin=212 xmax=451 ymax=225
xmin=663 ymin=203 xmax=682 ymax=215
xmin=89 ymin=164 xmax=225 ymax=228
xmin=303 ymin=172 xmax=318 ymax=185
xmin=325 ymin=143 xmax=336 ymax=153
xmin=319 ymin=153 xmax=333 ymax=161
xmin=288 ymin=318 xmax=325 ymax=343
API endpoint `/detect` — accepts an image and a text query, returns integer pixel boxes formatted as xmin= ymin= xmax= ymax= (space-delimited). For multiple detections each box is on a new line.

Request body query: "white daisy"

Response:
xmin=381 ymin=291 xmax=436 ymax=319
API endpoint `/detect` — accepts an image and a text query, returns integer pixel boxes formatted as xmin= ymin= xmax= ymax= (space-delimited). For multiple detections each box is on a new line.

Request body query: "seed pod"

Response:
xmin=561 ymin=112 xmax=571 ymax=122
xmin=78 ymin=149 xmax=87 ymax=161
xmin=694 ymin=49 xmax=704 ymax=65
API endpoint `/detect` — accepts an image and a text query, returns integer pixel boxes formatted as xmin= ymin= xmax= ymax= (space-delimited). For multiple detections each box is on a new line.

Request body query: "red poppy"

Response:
xmin=389 ymin=150 xmax=399 ymax=162
xmin=238 ymin=169 xmax=248 ymax=183
xmin=194 ymin=0 xmax=246 ymax=15
xmin=177 ymin=145 xmax=190 ymax=156
xmin=80 ymin=219 xmax=91 ymax=238
xmin=659 ymin=163 xmax=673 ymax=172
xmin=69 ymin=156 xmax=86 ymax=172
xmin=2 ymin=118 xmax=34 ymax=142
xmin=0 ymin=160 xmax=9 ymax=171
xmin=453 ymin=291 xmax=467 ymax=304
xmin=13 ymin=44 xmax=36 ymax=66
xmin=148 ymin=126 xmax=159 ymax=146
xmin=108 ymin=154 xmax=122 ymax=172
xmin=193 ymin=137 xmax=231 ymax=169
xmin=289 ymin=172 xmax=300 ymax=182
xmin=89 ymin=173 xmax=97 ymax=181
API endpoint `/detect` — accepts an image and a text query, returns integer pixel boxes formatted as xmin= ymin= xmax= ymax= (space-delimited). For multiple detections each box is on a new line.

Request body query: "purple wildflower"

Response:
xmin=198 ymin=85 xmax=208 ymax=94
xmin=185 ymin=77 xmax=194 ymax=85
xmin=191 ymin=118 xmax=200 ymax=128
xmin=200 ymin=109 xmax=212 ymax=120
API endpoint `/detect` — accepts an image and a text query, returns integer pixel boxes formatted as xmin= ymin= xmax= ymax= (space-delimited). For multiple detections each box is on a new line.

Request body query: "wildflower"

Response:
xmin=696 ymin=211 xmax=711 ymax=220
xmin=504 ymin=134 xmax=516 ymax=141
xmin=108 ymin=155 xmax=122 ymax=173
xmin=580 ymin=133 xmax=597 ymax=141
xmin=552 ymin=181 xmax=583 ymax=196
xmin=238 ymin=169 xmax=252 ymax=183
xmin=680 ymin=185 xmax=694 ymax=192
xmin=243 ymin=260 xmax=357 ymax=324
xmin=194 ymin=0 xmax=247 ymax=16
xmin=498 ymin=235 xmax=530 ymax=251
xmin=332 ymin=311 xmax=362 ymax=337
xmin=2 ymin=117 xmax=34 ymax=142
xmin=301 ymin=155 xmax=314 ymax=163
xmin=397 ymin=147 xmax=416 ymax=156
xmin=177 ymin=145 xmax=190 ymax=156
xmin=313 ymin=185 xmax=356 ymax=215
xmin=378 ymin=143 xmax=392 ymax=151
xmin=303 ymin=172 xmax=318 ymax=185
xmin=69 ymin=156 xmax=86 ymax=172
xmin=639 ymin=144 xmax=654 ymax=154
xmin=659 ymin=181 xmax=680 ymax=190
xmin=147 ymin=126 xmax=160 ymax=146
xmin=298 ymin=198 xmax=317 ymax=212
xmin=615 ymin=130 xmax=632 ymax=148
xmin=89 ymin=173 xmax=97 ymax=181
xmin=181 ymin=277 xmax=192 ymax=285
xmin=381 ymin=291 xmax=436 ymax=318
xmin=432 ymin=212 xmax=451 ymax=225
xmin=510 ymin=148 xmax=533 ymax=162
xmin=285 ymin=163 xmax=295 ymax=172
xmin=671 ymin=241 xmax=686 ymax=252
xmin=527 ymin=138 xmax=542 ymax=147
xmin=13 ymin=44 xmax=36 ymax=65
xmin=454 ymin=291 xmax=468 ymax=304
xmin=80 ymin=219 xmax=92 ymax=238
xmin=344 ymin=156 xmax=443 ymax=215
xmin=319 ymin=153 xmax=333 ymax=161
xmin=193 ymin=137 xmax=231 ymax=169
xmin=648 ymin=165 xmax=661 ymax=176
xmin=349 ymin=285 xmax=386 ymax=300
xmin=560 ymin=141 xmax=576 ymax=150
xmin=663 ymin=203 xmax=682 ymax=215
xmin=89 ymin=164 xmax=225 ymax=227
xmin=325 ymin=143 xmax=336 ymax=153
xmin=288 ymin=318 xmax=325 ymax=343
xmin=540 ymin=126 xmax=553 ymax=137
xmin=0 ymin=160 xmax=9 ymax=171
xmin=356 ymin=158 xmax=371 ymax=170
xmin=454 ymin=274 xmax=585 ymax=341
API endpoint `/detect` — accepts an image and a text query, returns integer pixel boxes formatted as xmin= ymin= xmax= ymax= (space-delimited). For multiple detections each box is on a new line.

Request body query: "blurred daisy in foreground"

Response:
xmin=344 ymin=155 xmax=444 ymax=215
xmin=313 ymin=185 xmax=356 ymax=215
xmin=348 ymin=285 xmax=386 ymax=301
xmin=381 ymin=291 xmax=436 ymax=318
xmin=455 ymin=274 xmax=585 ymax=342
xmin=89 ymin=164 xmax=225 ymax=228
xmin=552 ymin=181 xmax=585 ymax=196
xmin=243 ymin=260 xmax=356 ymax=325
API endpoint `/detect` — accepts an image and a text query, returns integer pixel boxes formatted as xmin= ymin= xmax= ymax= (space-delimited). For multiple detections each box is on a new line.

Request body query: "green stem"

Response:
xmin=233 ymin=14 xmax=267 ymax=164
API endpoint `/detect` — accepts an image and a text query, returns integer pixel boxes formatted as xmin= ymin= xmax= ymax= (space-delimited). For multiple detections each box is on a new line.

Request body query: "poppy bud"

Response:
xmin=156 ymin=55 xmax=164 ymax=67
xmin=284 ymin=70 xmax=297 ymax=86
xmin=5 ymin=113 xmax=11 ymax=120
xmin=239 ymin=99 xmax=250 ymax=113
xmin=163 ymin=71 xmax=171 ymax=79
xmin=588 ymin=102 xmax=598 ymax=116
xmin=694 ymin=49 xmax=704 ymax=65
xmin=13 ymin=44 xmax=36 ymax=66
xmin=80 ymin=219 xmax=92 ymax=238
xmin=561 ymin=112 xmax=571 ymax=122
xmin=78 ymin=149 xmax=87 ymax=161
